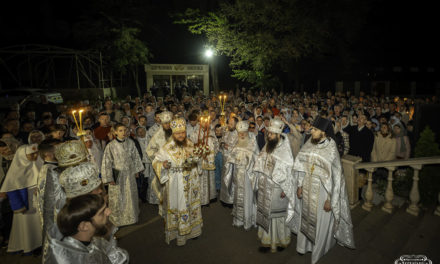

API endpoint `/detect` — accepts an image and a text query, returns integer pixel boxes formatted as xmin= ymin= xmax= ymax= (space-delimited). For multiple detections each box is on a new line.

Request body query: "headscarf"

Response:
xmin=84 ymin=135 xmax=103 ymax=171
xmin=0 ymin=144 xmax=43 ymax=192
xmin=0 ymin=135 xmax=22 ymax=160
xmin=371 ymin=118 xmax=380 ymax=132
xmin=394 ymin=123 xmax=407 ymax=154
xmin=28 ymin=130 xmax=46 ymax=144
xmin=281 ymin=107 xmax=292 ymax=122
xmin=121 ymin=115 xmax=132 ymax=127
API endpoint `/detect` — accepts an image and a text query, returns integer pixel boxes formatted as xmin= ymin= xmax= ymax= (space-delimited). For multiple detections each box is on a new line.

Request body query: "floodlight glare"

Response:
xmin=205 ymin=49 xmax=214 ymax=58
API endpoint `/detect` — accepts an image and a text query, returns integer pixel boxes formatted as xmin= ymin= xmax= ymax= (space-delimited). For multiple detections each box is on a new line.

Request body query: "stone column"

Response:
xmin=407 ymin=165 xmax=422 ymax=216
xmin=382 ymin=167 xmax=396 ymax=213
xmin=342 ymin=155 xmax=362 ymax=209
xmin=362 ymin=168 xmax=375 ymax=212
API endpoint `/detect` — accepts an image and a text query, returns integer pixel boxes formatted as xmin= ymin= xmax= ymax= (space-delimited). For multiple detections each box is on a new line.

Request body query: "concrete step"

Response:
xmin=316 ymin=203 xmax=398 ymax=264
xmin=397 ymin=207 xmax=440 ymax=263
xmin=351 ymin=203 xmax=424 ymax=263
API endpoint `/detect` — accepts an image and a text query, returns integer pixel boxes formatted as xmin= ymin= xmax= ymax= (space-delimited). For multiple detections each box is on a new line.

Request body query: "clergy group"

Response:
xmin=0 ymin=100 xmax=356 ymax=264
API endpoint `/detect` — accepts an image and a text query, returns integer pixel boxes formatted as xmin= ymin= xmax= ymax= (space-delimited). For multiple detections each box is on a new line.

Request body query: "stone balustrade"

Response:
xmin=341 ymin=155 xmax=440 ymax=216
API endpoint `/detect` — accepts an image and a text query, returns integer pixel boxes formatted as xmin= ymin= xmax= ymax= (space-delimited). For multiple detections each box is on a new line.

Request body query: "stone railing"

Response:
xmin=341 ymin=155 xmax=440 ymax=216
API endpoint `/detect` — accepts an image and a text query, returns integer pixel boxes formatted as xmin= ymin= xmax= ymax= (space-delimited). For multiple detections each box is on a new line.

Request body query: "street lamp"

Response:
xmin=204 ymin=48 xmax=218 ymax=94
xmin=205 ymin=49 xmax=214 ymax=58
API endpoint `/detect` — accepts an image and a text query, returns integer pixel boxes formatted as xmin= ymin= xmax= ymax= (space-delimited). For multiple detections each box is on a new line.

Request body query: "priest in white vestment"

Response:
xmin=253 ymin=119 xmax=294 ymax=252
xmin=288 ymin=117 xmax=355 ymax=264
xmin=219 ymin=116 xmax=238 ymax=204
xmin=152 ymin=117 xmax=203 ymax=246
xmin=146 ymin=111 xmax=173 ymax=208
xmin=223 ymin=121 xmax=259 ymax=230
xmin=252 ymin=118 xmax=294 ymax=253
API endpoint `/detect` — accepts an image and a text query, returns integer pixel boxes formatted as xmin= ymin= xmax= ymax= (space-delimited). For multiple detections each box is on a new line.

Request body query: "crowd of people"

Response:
xmin=0 ymin=88 xmax=437 ymax=264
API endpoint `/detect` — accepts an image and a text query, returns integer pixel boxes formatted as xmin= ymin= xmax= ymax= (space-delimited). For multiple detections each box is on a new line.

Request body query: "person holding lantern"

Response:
xmin=223 ymin=120 xmax=259 ymax=230
xmin=152 ymin=117 xmax=203 ymax=246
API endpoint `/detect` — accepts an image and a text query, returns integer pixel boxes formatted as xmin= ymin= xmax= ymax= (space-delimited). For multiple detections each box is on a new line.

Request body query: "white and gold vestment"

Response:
xmin=152 ymin=138 xmax=203 ymax=246
xmin=288 ymin=138 xmax=355 ymax=264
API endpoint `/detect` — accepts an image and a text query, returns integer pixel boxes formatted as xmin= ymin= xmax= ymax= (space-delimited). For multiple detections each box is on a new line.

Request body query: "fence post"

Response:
xmin=382 ymin=167 xmax=396 ymax=213
xmin=362 ymin=168 xmax=376 ymax=212
xmin=407 ymin=165 xmax=422 ymax=216
xmin=341 ymin=155 xmax=363 ymax=209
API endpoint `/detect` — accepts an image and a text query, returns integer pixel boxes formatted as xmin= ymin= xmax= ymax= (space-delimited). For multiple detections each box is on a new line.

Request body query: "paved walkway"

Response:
xmin=1 ymin=199 xmax=439 ymax=264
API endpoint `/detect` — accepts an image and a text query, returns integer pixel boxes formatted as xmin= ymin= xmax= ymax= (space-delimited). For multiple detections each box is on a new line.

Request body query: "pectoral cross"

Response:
xmin=310 ymin=164 xmax=315 ymax=175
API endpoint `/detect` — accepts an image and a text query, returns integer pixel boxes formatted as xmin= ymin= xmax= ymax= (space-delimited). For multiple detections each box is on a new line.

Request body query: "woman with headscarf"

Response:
xmin=0 ymin=144 xmax=43 ymax=255
xmin=28 ymin=130 xmax=45 ymax=145
xmin=393 ymin=123 xmax=411 ymax=160
xmin=0 ymin=135 xmax=22 ymax=246
xmin=84 ymin=135 xmax=103 ymax=173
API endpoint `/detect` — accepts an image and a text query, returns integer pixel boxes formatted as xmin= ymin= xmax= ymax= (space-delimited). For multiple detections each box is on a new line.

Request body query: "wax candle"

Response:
xmin=79 ymin=109 xmax=84 ymax=131
xmin=197 ymin=117 xmax=202 ymax=144
xmin=71 ymin=110 xmax=80 ymax=131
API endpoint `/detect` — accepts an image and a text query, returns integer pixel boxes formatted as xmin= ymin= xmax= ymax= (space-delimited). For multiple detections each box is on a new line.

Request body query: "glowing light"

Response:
xmin=205 ymin=49 xmax=213 ymax=58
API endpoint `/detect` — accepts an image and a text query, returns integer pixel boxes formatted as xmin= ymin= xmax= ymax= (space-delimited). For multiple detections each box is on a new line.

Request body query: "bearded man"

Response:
xmin=219 ymin=116 xmax=239 ymax=204
xmin=288 ymin=117 xmax=355 ymax=264
xmin=47 ymin=194 xmax=129 ymax=264
xmin=252 ymin=118 xmax=294 ymax=253
xmin=146 ymin=111 xmax=173 ymax=209
xmin=152 ymin=117 xmax=203 ymax=246
xmin=223 ymin=121 xmax=259 ymax=230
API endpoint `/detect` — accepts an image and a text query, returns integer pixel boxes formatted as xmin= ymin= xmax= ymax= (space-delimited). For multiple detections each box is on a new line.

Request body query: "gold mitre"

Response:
xmin=55 ymin=140 xmax=88 ymax=168
xmin=170 ymin=117 xmax=186 ymax=133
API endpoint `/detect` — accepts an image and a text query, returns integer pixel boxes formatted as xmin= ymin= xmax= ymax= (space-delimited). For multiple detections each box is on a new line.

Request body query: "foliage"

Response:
xmin=414 ymin=126 xmax=440 ymax=157
xmin=72 ymin=12 xmax=152 ymax=95
xmin=414 ymin=126 xmax=440 ymax=205
xmin=73 ymin=14 xmax=151 ymax=73
xmin=174 ymin=0 xmax=371 ymax=89
xmin=109 ymin=27 xmax=151 ymax=73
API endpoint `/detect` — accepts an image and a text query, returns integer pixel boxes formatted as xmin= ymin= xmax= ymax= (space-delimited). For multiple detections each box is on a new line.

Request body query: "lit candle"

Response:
xmin=202 ymin=118 xmax=206 ymax=146
xmin=197 ymin=117 xmax=202 ymax=144
xmin=71 ymin=110 xmax=80 ymax=131
xmin=204 ymin=120 xmax=208 ymax=146
xmin=79 ymin=109 xmax=84 ymax=131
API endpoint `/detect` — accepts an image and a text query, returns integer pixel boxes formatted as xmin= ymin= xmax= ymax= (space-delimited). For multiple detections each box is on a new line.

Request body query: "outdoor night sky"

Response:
xmin=0 ymin=0 xmax=439 ymax=91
